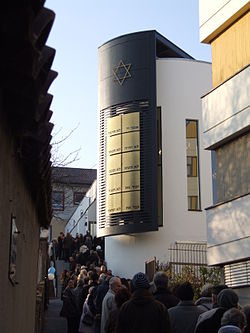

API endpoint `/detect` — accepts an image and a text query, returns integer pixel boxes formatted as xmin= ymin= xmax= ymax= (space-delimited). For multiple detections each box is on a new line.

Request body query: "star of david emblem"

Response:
xmin=112 ymin=60 xmax=132 ymax=86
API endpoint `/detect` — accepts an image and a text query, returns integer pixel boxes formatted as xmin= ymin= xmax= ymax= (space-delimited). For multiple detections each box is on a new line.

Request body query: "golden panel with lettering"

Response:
xmin=107 ymin=154 xmax=121 ymax=175
xmin=122 ymin=191 xmax=140 ymax=212
xmin=122 ymin=132 xmax=140 ymax=152
xmin=122 ymin=171 xmax=140 ymax=192
xmin=122 ymin=151 xmax=140 ymax=172
xmin=107 ymin=193 xmax=121 ymax=214
xmin=122 ymin=112 xmax=140 ymax=133
xmin=107 ymin=115 xmax=121 ymax=136
xmin=106 ymin=112 xmax=141 ymax=215
xmin=107 ymin=174 xmax=121 ymax=194
xmin=107 ymin=135 xmax=121 ymax=156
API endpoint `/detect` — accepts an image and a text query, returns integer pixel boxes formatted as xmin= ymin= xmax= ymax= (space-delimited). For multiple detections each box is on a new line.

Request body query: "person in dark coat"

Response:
xmin=194 ymin=288 xmax=239 ymax=333
xmin=218 ymin=307 xmax=247 ymax=333
xmin=195 ymin=283 xmax=213 ymax=311
xmin=153 ymin=271 xmax=179 ymax=309
xmin=74 ymin=278 xmax=85 ymax=316
xmin=63 ymin=233 xmax=73 ymax=262
xmin=168 ymin=281 xmax=205 ymax=333
xmin=116 ymin=272 xmax=171 ymax=333
xmin=243 ymin=305 xmax=250 ymax=333
xmin=57 ymin=232 xmax=64 ymax=260
xmin=60 ymin=279 xmax=80 ymax=333
xmin=93 ymin=274 xmax=110 ymax=333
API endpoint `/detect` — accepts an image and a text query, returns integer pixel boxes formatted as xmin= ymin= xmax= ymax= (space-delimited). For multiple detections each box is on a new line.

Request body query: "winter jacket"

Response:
xmin=116 ymin=289 xmax=171 ymax=333
xmin=153 ymin=287 xmax=179 ymax=309
xmin=168 ymin=300 xmax=205 ymax=333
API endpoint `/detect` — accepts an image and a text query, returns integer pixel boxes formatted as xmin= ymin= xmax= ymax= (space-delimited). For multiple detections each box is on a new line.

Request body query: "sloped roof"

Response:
xmin=1 ymin=2 xmax=57 ymax=227
xmin=52 ymin=167 xmax=97 ymax=185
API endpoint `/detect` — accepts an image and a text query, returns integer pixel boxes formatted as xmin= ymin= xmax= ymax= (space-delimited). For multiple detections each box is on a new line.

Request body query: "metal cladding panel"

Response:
xmin=98 ymin=31 xmax=158 ymax=237
xmin=99 ymin=31 xmax=156 ymax=110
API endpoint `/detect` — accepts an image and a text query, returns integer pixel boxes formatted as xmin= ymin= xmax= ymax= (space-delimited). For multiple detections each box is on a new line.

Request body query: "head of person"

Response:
xmin=175 ymin=282 xmax=194 ymax=301
xmin=88 ymin=270 xmax=99 ymax=284
xmin=109 ymin=276 xmax=122 ymax=293
xmin=218 ymin=308 xmax=247 ymax=333
xmin=120 ymin=277 xmax=130 ymax=290
xmin=217 ymin=289 xmax=239 ymax=310
xmin=98 ymin=273 xmax=106 ymax=284
xmin=131 ymin=272 xmax=150 ymax=292
xmin=153 ymin=271 xmax=169 ymax=290
xmin=67 ymin=279 xmax=75 ymax=289
xmin=88 ymin=286 xmax=95 ymax=296
xmin=243 ymin=306 xmax=250 ymax=333
xmin=200 ymin=283 xmax=213 ymax=298
xmin=212 ymin=284 xmax=228 ymax=305
xmin=115 ymin=287 xmax=131 ymax=309
xmin=100 ymin=264 xmax=107 ymax=273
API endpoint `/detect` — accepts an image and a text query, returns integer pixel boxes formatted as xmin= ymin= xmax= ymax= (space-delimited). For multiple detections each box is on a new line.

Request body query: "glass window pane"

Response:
xmin=186 ymin=120 xmax=200 ymax=211
xmin=52 ymin=191 xmax=64 ymax=210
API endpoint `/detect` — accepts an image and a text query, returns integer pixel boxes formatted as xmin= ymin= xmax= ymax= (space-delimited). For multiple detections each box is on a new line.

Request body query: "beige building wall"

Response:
xmin=50 ymin=217 xmax=67 ymax=240
xmin=211 ymin=10 xmax=250 ymax=87
xmin=0 ymin=120 xmax=40 ymax=333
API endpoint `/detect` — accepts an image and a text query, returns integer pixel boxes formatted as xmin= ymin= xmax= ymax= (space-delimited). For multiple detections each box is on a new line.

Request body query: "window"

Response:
xmin=52 ymin=191 xmax=64 ymax=211
xmin=187 ymin=156 xmax=197 ymax=177
xmin=186 ymin=120 xmax=201 ymax=211
xmin=74 ymin=192 xmax=85 ymax=205
xmin=188 ymin=196 xmax=199 ymax=210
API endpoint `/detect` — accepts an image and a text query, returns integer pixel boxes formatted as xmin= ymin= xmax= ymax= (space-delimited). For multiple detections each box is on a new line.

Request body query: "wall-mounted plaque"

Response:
xmin=107 ymin=193 xmax=122 ymax=214
xmin=122 ymin=171 xmax=140 ymax=192
xmin=122 ymin=112 xmax=140 ymax=132
xmin=122 ymin=191 xmax=140 ymax=212
xmin=107 ymin=114 xmax=121 ymax=136
xmin=122 ymin=132 xmax=140 ymax=152
xmin=106 ymin=112 xmax=140 ymax=215
xmin=107 ymin=154 xmax=122 ymax=175
xmin=9 ymin=214 xmax=19 ymax=285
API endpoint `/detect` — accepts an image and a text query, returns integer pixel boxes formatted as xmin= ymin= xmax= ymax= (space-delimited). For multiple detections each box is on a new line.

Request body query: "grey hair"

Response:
xmin=153 ymin=271 xmax=168 ymax=289
xmin=109 ymin=277 xmax=121 ymax=290
xmin=200 ymin=283 xmax=213 ymax=297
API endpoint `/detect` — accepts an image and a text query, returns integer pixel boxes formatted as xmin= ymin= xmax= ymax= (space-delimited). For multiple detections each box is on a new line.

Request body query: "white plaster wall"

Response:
xmin=105 ymin=59 xmax=213 ymax=278
xmin=207 ymin=194 xmax=250 ymax=265
xmin=65 ymin=197 xmax=89 ymax=236
xmin=202 ymin=66 xmax=250 ymax=149
xmin=65 ymin=181 xmax=97 ymax=236
xmin=199 ymin=0 xmax=249 ymax=43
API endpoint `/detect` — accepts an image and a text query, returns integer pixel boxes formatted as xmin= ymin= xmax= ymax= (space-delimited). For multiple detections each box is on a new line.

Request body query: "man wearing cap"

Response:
xmin=195 ymin=288 xmax=239 ymax=333
xmin=116 ymin=272 xmax=171 ymax=333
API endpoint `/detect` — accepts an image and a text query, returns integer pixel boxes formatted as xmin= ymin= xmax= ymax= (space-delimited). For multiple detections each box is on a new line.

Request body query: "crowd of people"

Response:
xmin=49 ymin=231 xmax=104 ymax=264
xmin=49 ymin=232 xmax=250 ymax=333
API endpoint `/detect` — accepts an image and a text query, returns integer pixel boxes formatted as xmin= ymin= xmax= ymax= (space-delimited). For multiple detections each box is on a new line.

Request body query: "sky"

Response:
xmin=46 ymin=0 xmax=211 ymax=169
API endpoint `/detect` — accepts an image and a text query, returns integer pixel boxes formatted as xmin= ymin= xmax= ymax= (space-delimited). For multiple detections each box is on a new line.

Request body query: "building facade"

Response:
xmin=0 ymin=2 xmax=57 ymax=332
xmin=51 ymin=167 xmax=97 ymax=239
xmin=65 ymin=180 xmax=97 ymax=237
xmin=199 ymin=0 xmax=250 ymax=304
xmin=97 ymin=31 xmax=213 ymax=278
